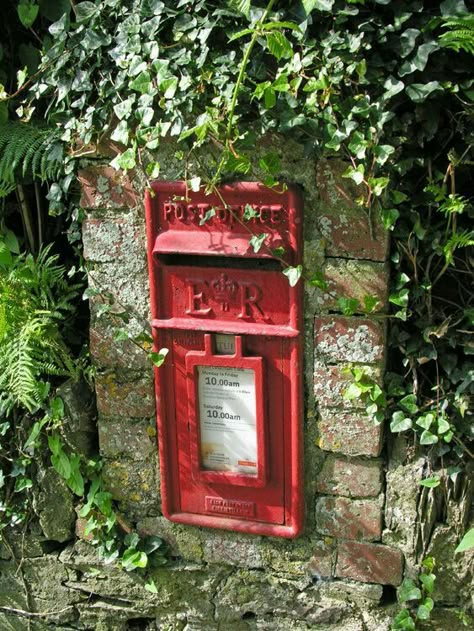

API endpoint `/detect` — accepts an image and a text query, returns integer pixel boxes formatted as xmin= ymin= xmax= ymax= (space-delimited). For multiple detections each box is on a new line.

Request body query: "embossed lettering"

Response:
xmin=238 ymin=284 xmax=264 ymax=320
xmin=186 ymin=281 xmax=212 ymax=316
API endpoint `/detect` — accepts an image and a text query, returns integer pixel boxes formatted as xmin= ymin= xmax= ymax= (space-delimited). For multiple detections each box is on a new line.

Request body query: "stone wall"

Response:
xmin=0 ymin=140 xmax=472 ymax=630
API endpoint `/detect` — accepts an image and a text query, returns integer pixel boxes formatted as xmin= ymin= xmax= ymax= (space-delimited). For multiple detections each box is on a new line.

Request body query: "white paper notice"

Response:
xmin=197 ymin=366 xmax=257 ymax=474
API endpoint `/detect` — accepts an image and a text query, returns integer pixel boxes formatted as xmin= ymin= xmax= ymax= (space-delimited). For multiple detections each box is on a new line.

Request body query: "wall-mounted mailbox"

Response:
xmin=145 ymin=181 xmax=303 ymax=537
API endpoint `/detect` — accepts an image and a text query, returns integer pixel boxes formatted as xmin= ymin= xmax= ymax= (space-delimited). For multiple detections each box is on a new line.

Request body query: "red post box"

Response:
xmin=145 ymin=181 xmax=304 ymax=537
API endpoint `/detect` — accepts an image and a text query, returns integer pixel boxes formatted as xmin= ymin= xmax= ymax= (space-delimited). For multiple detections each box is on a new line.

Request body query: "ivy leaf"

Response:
xmin=399 ymin=42 xmax=439 ymax=77
xmin=243 ymin=204 xmax=258 ymax=221
xmin=266 ymin=32 xmax=292 ymax=61
xmin=74 ymin=1 xmax=98 ymax=22
xmin=440 ymin=0 xmax=468 ymax=15
xmin=416 ymin=598 xmax=434 ymax=620
xmin=113 ymin=98 xmax=134 ymax=121
xmin=420 ymin=475 xmax=440 ymax=488
xmin=18 ymin=3 xmax=39 ymax=28
xmin=399 ymin=394 xmax=418 ymax=414
xmin=420 ymin=430 xmax=438 ymax=445
xmin=148 ymin=348 xmax=169 ymax=367
xmin=111 ymin=148 xmax=137 ymax=171
xmin=130 ymin=71 xmax=153 ymax=94
xmin=399 ymin=579 xmax=422 ymax=603
xmin=419 ymin=574 xmax=436 ymax=594
xmin=400 ymin=29 xmax=420 ymax=58
xmin=337 ymin=297 xmax=359 ymax=316
xmin=455 ymin=527 xmax=474 ymax=553
xmin=342 ymin=164 xmax=365 ymax=185
xmin=145 ymin=578 xmax=158 ymax=593
xmin=406 ymin=82 xmax=442 ymax=103
xmin=303 ymin=0 xmax=334 ymax=13
xmin=121 ymin=549 xmax=148 ymax=571
xmin=383 ymin=77 xmax=405 ymax=99
xmin=390 ymin=411 xmax=412 ymax=432
xmin=111 ymin=120 xmax=129 ymax=145
xmin=199 ymin=208 xmax=216 ymax=225
xmin=283 ymin=265 xmax=303 ymax=287
xmin=249 ymin=233 xmax=269 ymax=253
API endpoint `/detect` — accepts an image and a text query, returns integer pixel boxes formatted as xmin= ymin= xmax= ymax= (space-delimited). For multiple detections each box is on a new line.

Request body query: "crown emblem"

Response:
xmin=211 ymin=273 xmax=238 ymax=311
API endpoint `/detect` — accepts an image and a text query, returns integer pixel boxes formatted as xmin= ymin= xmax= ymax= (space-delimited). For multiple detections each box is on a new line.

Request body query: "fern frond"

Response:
xmin=0 ymin=122 xmax=63 ymax=189
xmin=440 ymin=15 xmax=474 ymax=55
xmin=444 ymin=230 xmax=474 ymax=265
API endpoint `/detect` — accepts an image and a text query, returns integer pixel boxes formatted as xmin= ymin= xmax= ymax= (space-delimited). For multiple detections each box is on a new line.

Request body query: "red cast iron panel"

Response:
xmin=145 ymin=181 xmax=304 ymax=538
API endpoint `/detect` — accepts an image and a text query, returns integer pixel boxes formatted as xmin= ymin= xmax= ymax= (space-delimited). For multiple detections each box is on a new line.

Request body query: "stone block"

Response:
xmin=336 ymin=541 xmax=404 ymax=586
xmin=78 ymin=166 xmax=139 ymax=209
xmin=316 ymin=456 xmax=383 ymax=498
xmin=36 ymin=468 xmax=75 ymax=543
xmin=314 ymin=364 xmax=382 ymax=410
xmin=317 ymin=259 xmax=389 ymax=313
xmin=315 ymin=496 xmax=382 ymax=542
xmin=95 ymin=372 xmax=155 ymax=418
xmin=90 ymin=312 xmax=151 ymax=370
xmin=317 ymin=410 xmax=383 ymax=457
xmin=102 ymin=454 xmax=160 ymax=520
xmin=315 ymin=316 xmax=385 ymax=364
xmin=316 ymin=159 xmax=389 ymax=261
xmin=307 ymin=539 xmax=335 ymax=578
xmin=98 ymin=415 xmax=156 ymax=459
xmin=57 ymin=378 xmax=97 ymax=457
xmin=202 ymin=531 xmax=264 ymax=569
xmin=82 ymin=211 xmax=146 ymax=264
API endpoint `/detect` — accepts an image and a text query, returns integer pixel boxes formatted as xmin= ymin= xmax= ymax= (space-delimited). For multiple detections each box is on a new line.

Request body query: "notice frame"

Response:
xmin=185 ymin=334 xmax=267 ymax=488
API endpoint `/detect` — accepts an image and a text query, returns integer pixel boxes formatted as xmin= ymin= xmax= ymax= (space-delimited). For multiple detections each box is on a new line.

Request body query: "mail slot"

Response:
xmin=145 ymin=181 xmax=303 ymax=537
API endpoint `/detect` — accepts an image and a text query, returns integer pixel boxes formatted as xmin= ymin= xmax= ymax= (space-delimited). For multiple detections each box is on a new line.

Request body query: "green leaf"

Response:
xmin=337 ymin=297 xmax=359 ymax=316
xmin=437 ymin=417 xmax=450 ymax=434
xmin=399 ymin=579 xmax=422 ymax=603
xmin=455 ymin=528 xmax=474 ymax=553
xmin=262 ymin=21 xmax=301 ymax=32
xmin=130 ymin=71 xmax=153 ymax=94
xmin=67 ymin=455 xmax=85 ymax=496
xmin=145 ymin=578 xmax=158 ymax=593
xmin=419 ymin=574 xmax=436 ymax=594
xmin=232 ymin=0 xmax=251 ymax=17
xmin=342 ymin=164 xmax=365 ymax=185
xmin=303 ymin=0 xmax=334 ymax=13
xmin=392 ymin=609 xmax=415 ymax=631
xmin=18 ymin=3 xmax=39 ymax=28
xmin=111 ymin=149 xmax=136 ymax=171
xmin=47 ymin=433 xmax=61 ymax=457
xmin=420 ymin=430 xmax=438 ymax=445
xmin=75 ymin=1 xmax=98 ymax=22
xmin=420 ymin=475 xmax=440 ymax=488
xmin=266 ymin=32 xmax=293 ymax=61
xmin=51 ymin=450 xmax=71 ymax=480
xmin=249 ymin=233 xmax=268 ymax=254
xmin=399 ymin=394 xmax=418 ymax=414
xmin=390 ymin=411 xmax=412 ymax=433
xmin=283 ymin=265 xmax=303 ymax=287
xmin=113 ymin=98 xmax=134 ymax=121
xmin=50 ymin=396 xmax=64 ymax=418
xmin=4 ymin=230 xmax=20 ymax=254
xmin=149 ymin=348 xmax=169 ymax=368
xmin=441 ymin=0 xmax=468 ymax=15
xmin=121 ymin=549 xmax=148 ymax=571
xmin=389 ymin=288 xmax=409 ymax=307
xmin=416 ymin=413 xmax=434 ymax=430
xmin=14 ymin=477 xmax=33 ymax=492
xmin=406 ymin=82 xmax=442 ymax=103
xmin=417 ymin=598 xmax=434 ymax=620
xmin=383 ymin=77 xmax=405 ymax=99
xmin=399 ymin=42 xmax=439 ymax=77
xmin=199 ymin=208 xmax=216 ymax=225
xmin=400 ymin=29 xmax=420 ymax=58
xmin=344 ymin=383 xmax=362 ymax=400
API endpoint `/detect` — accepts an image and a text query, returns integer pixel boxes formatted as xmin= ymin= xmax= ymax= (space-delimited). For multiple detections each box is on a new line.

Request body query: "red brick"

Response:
xmin=336 ymin=541 xmax=404 ymax=586
xmin=315 ymin=316 xmax=386 ymax=364
xmin=316 ymin=497 xmax=382 ymax=541
xmin=317 ymin=410 xmax=383 ymax=457
xmin=316 ymin=159 xmax=389 ymax=261
xmin=316 ymin=456 xmax=382 ymax=497
xmin=314 ymin=364 xmax=382 ymax=410
xmin=95 ymin=372 xmax=155 ymax=418
xmin=319 ymin=259 xmax=389 ymax=313
xmin=78 ymin=166 xmax=138 ymax=209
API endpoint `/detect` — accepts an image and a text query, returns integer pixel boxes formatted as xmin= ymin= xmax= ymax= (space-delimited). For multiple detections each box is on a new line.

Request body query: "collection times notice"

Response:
xmin=197 ymin=366 xmax=257 ymax=474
